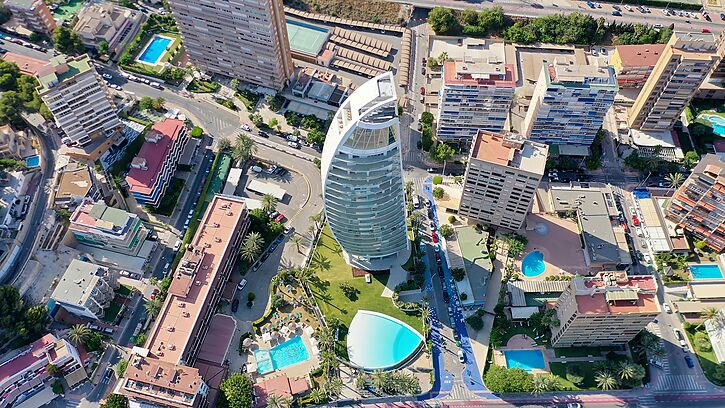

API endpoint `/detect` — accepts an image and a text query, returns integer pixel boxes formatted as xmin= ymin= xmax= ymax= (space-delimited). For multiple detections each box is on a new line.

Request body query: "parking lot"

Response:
xmin=237 ymin=163 xmax=311 ymax=225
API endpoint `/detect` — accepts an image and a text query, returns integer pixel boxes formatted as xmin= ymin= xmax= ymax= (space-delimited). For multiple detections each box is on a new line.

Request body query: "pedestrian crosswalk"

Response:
xmin=446 ymin=379 xmax=478 ymax=401
xmin=639 ymin=394 xmax=657 ymax=407
xmin=64 ymin=399 xmax=82 ymax=408
xmin=654 ymin=374 xmax=706 ymax=392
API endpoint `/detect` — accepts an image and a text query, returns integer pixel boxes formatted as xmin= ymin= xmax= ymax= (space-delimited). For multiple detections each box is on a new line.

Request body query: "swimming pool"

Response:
xmin=347 ymin=310 xmax=424 ymax=370
xmin=522 ymin=250 xmax=546 ymax=277
xmin=24 ymin=155 xmax=39 ymax=167
xmin=690 ymin=264 xmax=724 ymax=280
xmin=702 ymin=114 xmax=725 ymax=137
xmin=137 ymin=35 xmax=173 ymax=65
xmin=254 ymin=336 xmax=310 ymax=374
xmin=504 ymin=349 xmax=546 ymax=372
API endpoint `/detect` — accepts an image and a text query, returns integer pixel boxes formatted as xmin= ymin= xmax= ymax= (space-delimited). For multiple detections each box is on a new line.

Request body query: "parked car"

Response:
xmin=458 ymin=350 xmax=466 ymax=363
xmin=173 ymin=240 xmax=182 ymax=251
xmin=611 ymin=10 xmax=621 ymax=15
xmin=685 ymin=355 xmax=695 ymax=368
xmin=251 ymin=166 xmax=263 ymax=173
xmin=632 ymin=215 xmax=641 ymax=226
xmin=231 ymin=299 xmax=239 ymax=312
xmin=287 ymin=141 xmax=301 ymax=149
xmin=120 ymin=270 xmax=130 ymax=277
xmin=663 ymin=303 xmax=672 ymax=313
xmin=237 ymin=279 xmax=248 ymax=291
xmin=240 ymin=124 xmax=251 ymax=131
xmin=274 ymin=213 xmax=286 ymax=223
xmin=102 ymin=73 xmax=113 ymax=79
xmin=624 ymin=4 xmax=632 ymax=11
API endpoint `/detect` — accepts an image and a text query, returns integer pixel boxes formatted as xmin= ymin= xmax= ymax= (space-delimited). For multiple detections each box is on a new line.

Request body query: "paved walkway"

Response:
xmin=381 ymin=247 xmax=412 ymax=298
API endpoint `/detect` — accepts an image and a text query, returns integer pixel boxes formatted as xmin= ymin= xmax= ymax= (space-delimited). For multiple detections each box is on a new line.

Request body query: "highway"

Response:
xmin=392 ymin=0 xmax=723 ymax=33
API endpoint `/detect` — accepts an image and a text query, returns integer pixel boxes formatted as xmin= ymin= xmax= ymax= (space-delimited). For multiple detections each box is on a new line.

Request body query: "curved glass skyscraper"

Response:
xmin=321 ymin=72 xmax=408 ymax=270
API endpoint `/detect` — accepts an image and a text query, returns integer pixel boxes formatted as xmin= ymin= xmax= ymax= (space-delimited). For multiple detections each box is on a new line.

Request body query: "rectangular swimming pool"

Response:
xmin=138 ymin=35 xmax=173 ymax=65
xmin=504 ymin=349 xmax=546 ymax=372
xmin=690 ymin=264 xmax=724 ymax=280
xmin=254 ymin=336 xmax=310 ymax=374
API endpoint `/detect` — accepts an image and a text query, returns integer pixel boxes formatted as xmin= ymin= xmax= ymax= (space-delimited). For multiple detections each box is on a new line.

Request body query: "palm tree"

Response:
xmin=421 ymin=307 xmax=431 ymax=339
xmin=405 ymin=181 xmax=414 ymax=197
xmin=144 ymin=298 xmax=162 ymax=317
xmin=261 ymin=194 xmax=277 ymax=213
xmin=699 ymin=307 xmax=720 ymax=329
xmin=240 ymin=232 xmax=264 ymax=262
xmin=665 ymin=172 xmax=684 ymax=195
xmin=294 ymin=267 xmax=315 ymax=291
xmin=231 ymin=133 xmax=256 ymax=164
xmin=650 ymin=344 xmax=667 ymax=360
xmin=68 ymin=324 xmax=91 ymax=346
xmin=372 ymin=370 xmax=387 ymax=393
xmin=618 ymin=362 xmax=636 ymax=381
xmin=217 ymin=137 xmax=231 ymax=152
xmin=311 ymin=252 xmax=331 ymax=273
xmin=309 ymin=212 xmax=323 ymax=229
xmin=290 ymin=235 xmax=303 ymax=253
xmin=323 ymin=376 xmax=343 ymax=397
xmin=594 ymin=371 xmax=618 ymax=390
xmin=531 ymin=374 xmax=558 ymax=394
xmin=355 ymin=370 xmax=369 ymax=390
xmin=309 ymin=388 xmax=326 ymax=403
xmin=265 ymin=394 xmax=292 ymax=408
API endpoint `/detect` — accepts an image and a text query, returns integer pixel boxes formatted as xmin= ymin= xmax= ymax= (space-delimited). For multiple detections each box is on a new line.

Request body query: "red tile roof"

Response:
xmin=126 ymin=119 xmax=185 ymax=195
xmin=0 ymin=334 xmax=56 ymax=384
xmin=614 ymin=44 xmax=666 ymax=68
xmin=2 ymin=52 xmax=47 ymax=75
xmin=253 ymin=374 xmax=310 ymax=408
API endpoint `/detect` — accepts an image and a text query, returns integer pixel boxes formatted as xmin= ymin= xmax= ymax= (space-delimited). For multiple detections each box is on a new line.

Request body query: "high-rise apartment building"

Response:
xmin=628 ymin=32 xmax=719 ymax=131
xmin=69 ymin=198 xmax=149 ymax=256
xmin=666 ymin=154 xmax=725 ymax=252
xmin=0 ymin=334 xmax=86 ymax=408
xmin=5 ymin=0 xmax=56 ymax=35
xmin=522 ymin=59 xmax=617 ymax=146
xmin=120 ymin=195 xmax=250 ymax=408
xmin=49 ymin=259 xmax=119 ymax=321
xmin=551 ymin=272 xmax=660 ymax=347
xmin=167 ymin=0 xmax=293 ymax=91
xmin=610 ymin=44 xmax=666 ymax=88
xmin=436 ymin=60 xmax=515 ymax=145
xmin=458 ymin=130 xmax=547 ymax=231
xmin=126 ymin=119 xmax=189 ymax=207
xmin=322 ymin=72 xmax=408 ymax=270
xmin=36 ymin=55 xmax=121 ymax=161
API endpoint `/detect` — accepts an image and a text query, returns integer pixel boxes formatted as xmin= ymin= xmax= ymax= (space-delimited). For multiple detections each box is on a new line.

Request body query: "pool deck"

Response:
xmin=245 ymin=324 xmax=320 ymax=381
xmin=519 ymin=213 xmax=589 ymax=280
xmin=494 ymin=334 xmax=550 ymax=374
xmin=135 ymin=34 xmax=177 ymax=67
xmin=688 ymin=262 xmax=725 ymax=280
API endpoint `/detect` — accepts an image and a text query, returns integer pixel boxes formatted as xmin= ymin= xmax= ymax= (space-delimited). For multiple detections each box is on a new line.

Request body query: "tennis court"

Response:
xmin=286 ymin=19 xmax=329 ymax=57
xmin=53 ymin=0 xmax=84 ymax=21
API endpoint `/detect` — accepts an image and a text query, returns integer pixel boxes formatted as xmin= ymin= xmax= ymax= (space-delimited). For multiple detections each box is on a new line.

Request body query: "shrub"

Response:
xmin=433 ymin=187 xmax=444 ymax=199
xmin=247 ymin=292 xmax=256 ymax=302
xmin=460 ymin=292 xmax=468 ymax=301
xmin=451 ymin=268 xmax=465 ymax=281
xmin=439 ymin=224 xmax=454 ymax=238
xmin=432 ymin=175 xmax=443 ymax=185
xmin=448 ymin=215 xmax=456 ymax=223
xmin=465 ymin=314 xmax=483 ymax=331
xmin=190 ymin=126 xmax=203 ymax=138
xmin=566 ymin=364 xmax=584 ymax=385
xmin=695 ymin=331 xmax=712 ymax=352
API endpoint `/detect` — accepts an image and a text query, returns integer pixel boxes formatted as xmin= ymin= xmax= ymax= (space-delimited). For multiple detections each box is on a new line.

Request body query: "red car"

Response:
xmin=420 ymin=87 xmax=425 ymax=95
xmin=432 ymin=232 xmax=439 ymax=244
xmin=632 ymin=215 xmax=640 ymax=226
xmin=274 ymin=213 xmax=286 ymax=223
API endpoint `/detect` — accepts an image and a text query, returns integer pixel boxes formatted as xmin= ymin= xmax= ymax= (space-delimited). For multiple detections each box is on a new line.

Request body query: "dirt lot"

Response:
xmin=284 ymin=0 xmax=408 ymax=25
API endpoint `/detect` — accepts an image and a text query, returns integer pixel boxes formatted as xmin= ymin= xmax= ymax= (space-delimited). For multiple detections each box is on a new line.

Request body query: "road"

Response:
xmin=393 ymin=0 xmax=723 ymax=33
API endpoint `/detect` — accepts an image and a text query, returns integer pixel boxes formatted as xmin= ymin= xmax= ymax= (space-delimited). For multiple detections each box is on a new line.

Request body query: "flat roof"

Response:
xmin=614 ymin=44 xmax=665 ymax=68
xmin=36 ymin=55 xmax=93 ymax=92
xmin=571 ymin=273 xmax=659 ymax=315
xmin=126 ymin=119 xmax=185 ymax=195
xmin=0 ymin=334 xmax=57 ymax=387
xmin=471 ymin=130 xmax=547 ymax=175
xmin=689 ymin=280 xmax=725 ymax=300
xmin=428 ymin=36 xmax=506 ymax=64
xmin=70 ymin=199 xmax=134 ymax=235
xmin=547 ymin=58 xmax=617 ymax=87
xmin=55 ymin=165 xmax=93 ymax=202
xmin=442 ymin=61 xmax=515 ymax=87
xmin=145 ymin=195 xmax=248 ymax=364
xmin=629 ymin=128 xmax=679 ymax=148
xmin=50 ymin=259 xmax=108 ymax=306
xmin=286 ymin=19 xmax=329 ymax=57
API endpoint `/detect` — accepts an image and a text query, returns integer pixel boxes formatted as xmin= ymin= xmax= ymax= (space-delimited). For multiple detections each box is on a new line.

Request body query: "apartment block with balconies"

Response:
xmin=48 ymin=259 xmax=119 ymax=321
xmin=610 ymin=44 xmax=666 ymax=88
xmin=666 ymin=154 xmax=725 ymax=252
xmin=5 ymin=0 xmax=56 ymax=35
xmin=69 ymin=198 xmax=149 ymax=256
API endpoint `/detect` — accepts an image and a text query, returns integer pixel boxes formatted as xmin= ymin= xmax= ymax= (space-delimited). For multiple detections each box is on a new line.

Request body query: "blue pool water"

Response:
xmin=702 ymin=114 xmax=725 ymax=137
xmin=522 ymin=250 xmax=546 ymax=277
xmin=254 ymin=336 xmax=310 ymax=374
xmin=347 ymin=310 xmax=424 ymax=370
xmin=504 ymin=349 xmax=546 ymax=372
xmin=24 ymin=155 xmax=39 ymax=167
xmin=690 ymin=264 xmax=724 ymax=280
xmin=138 ymin=35 xmax=172 ymax=64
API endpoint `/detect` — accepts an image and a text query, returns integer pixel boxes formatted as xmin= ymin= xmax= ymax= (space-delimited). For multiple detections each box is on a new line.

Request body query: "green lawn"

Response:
xmin=685 ymin=325 xmax=725 ymax=385
xmin=188 ymin=80 xmax=220 ymax=93
xmin=149 ymin=178 xmax=185 ymax=216
xmin=309 ymin=225 xmax=423 ymax=339
xmin=549 ymin=362 xmax=599 ymax=390
xmin=499 ymin=325 xmax=550 ymax=347
xmin=103 ymin=302 xmax=123 ymax=323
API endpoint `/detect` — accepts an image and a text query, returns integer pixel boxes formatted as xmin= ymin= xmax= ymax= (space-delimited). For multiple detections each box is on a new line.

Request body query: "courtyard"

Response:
xmin=519 ymin=213 xmax=588 ymax=279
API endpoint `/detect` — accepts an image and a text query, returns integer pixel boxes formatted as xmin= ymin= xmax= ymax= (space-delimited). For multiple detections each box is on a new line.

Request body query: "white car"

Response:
xmin=623 ymin=4 xmax=632 ymax=11
xmin=287 ymin=141 xmax=300 ymax=149
xmin=251 ymin=165 xmax=263 ymax=173
xmin=663 ymin=303 xmax=672 ymax=314
xmin=110 ymin=84 xmax=122 ymax=90
xmin=102 ymin=73 xmax=113 ymax=79
xmin=173 ymin=240 xmax=182 ymax=251
xmin=240 ymin=124 xmax=251 ymax=131
xmin=237 ymin=278 xmax=248 ymax=291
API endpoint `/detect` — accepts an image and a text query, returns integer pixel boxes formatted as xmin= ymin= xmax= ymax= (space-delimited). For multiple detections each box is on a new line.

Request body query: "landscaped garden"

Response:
xmin=149 ymin=178 xmax=185 ymax=216
xmin=684 ymin=322 xmax=725 ymax=386
xmin=51 ymin=0 xmax=85 ymax=21
xmin=118 ymin=14 xmax=185 ymax=83
xmin=684 ymin=98 xmax=725 ymax=155
xmin=308 ymin=225 xmax=423 ymax=338
xmin=188 ymin=80 xmax=220 ymax=93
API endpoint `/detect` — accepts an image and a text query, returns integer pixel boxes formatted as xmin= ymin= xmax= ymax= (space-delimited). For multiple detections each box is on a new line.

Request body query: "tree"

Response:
xmin=323 ymin=376 xmax=343 ymax=397
xmin=665 ymin=172 xmax=683 ymax=195
xmin=219 ymin=373 xmax=254 ymax=408
xmin=152 ymin=97 xmax=165 ymax=111
xmin=432 ymin=187 xmax=444 ymax=199
xmin=240 ymin=232 xmax=264 ymax=262
xmin=309 ymin=388 xmax=327 ymax=403
xmin=618 ymin=362 xmax=636 ymax=381
xmin=52 ymin=27 xmax=85 ymax=55
xmin=432 ymin=143 xmax=455 ymax=174
xmin=683 ymin=151 xmax=700 ymax=169
xmin=83 ymin=331 xmax=103 ymax=352
xmin=699 ymin=307 xmax=720 ymax=330
xmin=268 ymin=94 xmax=285 ymax=112
xmin=439 ymin=224 xmax=453 ymax=238
xmin=594 ymin=371 xmax=618 ymax=390
xmin=100 ymin=394 xmax=128 ymax=408
xmin=98 ymin=41 xmax=109 ymax=55
xmin=507 ymin=235 xmax=527 ymax=258
xmin=232 ymin=133 xmax=256 ymax=164
xmin=484 ymin=366 xmax=533 ymax=393
xmin=217 ymin=138 xmax=231 ymax=152
xmin=465 ymin=314 xmax=483 ymax=331
xmin=144 ymin=298 xmax=162 ymax=317
xmin=46 ymin=363 xmax=62 ymax=377
xmin=566 ymin=364 xmax=584 ymax=385
xmin=428 ymin=7 xmax=459 ymax=34
xmin=268 ymin=118 xmax=279 ymax=129
xmin=261 ymin=194 xmax=278 ymax=213
xmin=448 ymin=215 xmax=456 ymax=224
xmin=305 ymin=129 xmax=326 ymax=145
xmin=139 ymin=96 xmax=154 ymax=110
xmin=68 ymin=324 xmax=91 ymax=346
xmin=115 ymin=359 xmax=129 ymax=378
xmin=311 ymin=252 xmax=331 ymax=273
xmin=338 ymin=282 xmax=358 ymax=300
xmin=266 ymin=394 xmax=292 ymax=408
xmin=531 ymin=374 xmax=559 ymax=394
xmin=230 ymin=79 xmax=240 ymax=91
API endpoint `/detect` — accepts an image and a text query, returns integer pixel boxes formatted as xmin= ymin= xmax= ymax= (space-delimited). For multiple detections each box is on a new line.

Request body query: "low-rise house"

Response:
xmin=53 ymin=162 xmax=101 ymax=209
xmin=73 ymin=1 xmax=145 ymax=57
xmin=48 ymin=259 xmax=119 ymax=321
xmin=0 ymin=125 xmax=34 ymax=161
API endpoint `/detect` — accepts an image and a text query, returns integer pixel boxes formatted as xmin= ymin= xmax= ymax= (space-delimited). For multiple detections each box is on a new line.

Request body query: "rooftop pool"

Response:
xmin=690 ymin=264 xmax=724 ymax=280
xmin=347 ymin=310 xmax=423 ymax=371
xmin=504 ymin=349 xmax=546 ymax=372
xmin=254 ymin=336 xmax=310 ymax=374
